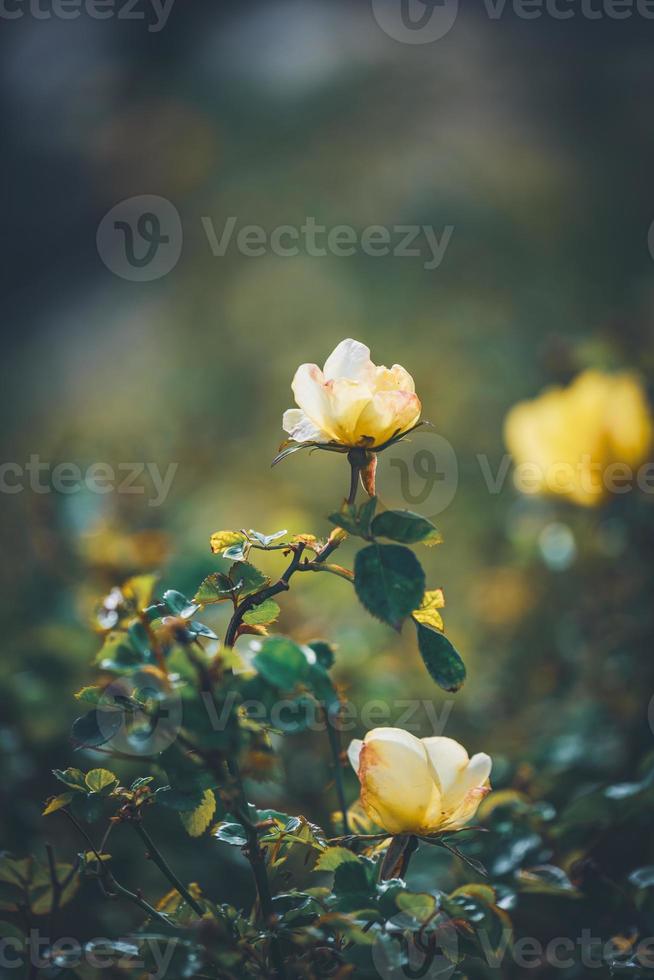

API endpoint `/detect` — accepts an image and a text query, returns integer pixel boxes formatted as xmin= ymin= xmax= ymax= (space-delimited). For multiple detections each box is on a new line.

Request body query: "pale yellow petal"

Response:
xmin=358 ymin=728 xmax=440 ymax=835
xmin=323 ymin=339 xmax=374 ymax=382
xmin=282 ymin=409 xmax=326 ymax=443
xmin=354 ymin=391 xmax=421 ymax=446
xmin=440 ymin=784 xmax=490 ymax=831
xmin=324 ymin=379 xmax=374 ymax=444
xmin=422 ymin=737 xmax=470 ymax=807
xmin=373 ymin=363 xmax=416 ymax=394
xmin=291 ymin=364 xmax=338 ymax=441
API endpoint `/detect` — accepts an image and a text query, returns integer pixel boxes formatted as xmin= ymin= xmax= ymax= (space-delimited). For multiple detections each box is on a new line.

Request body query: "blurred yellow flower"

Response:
xmin=347 ymin=728 xmax=491 ymax=836
xmin=504 ymin=370 xmax=653 ymax=507
xmin=282 ymin=339 xmax=421 ymax=448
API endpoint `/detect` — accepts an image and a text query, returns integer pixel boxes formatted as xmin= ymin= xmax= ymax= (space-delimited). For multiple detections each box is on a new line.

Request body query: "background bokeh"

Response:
xmin=2 ymin=0 xmax=654 ymax=970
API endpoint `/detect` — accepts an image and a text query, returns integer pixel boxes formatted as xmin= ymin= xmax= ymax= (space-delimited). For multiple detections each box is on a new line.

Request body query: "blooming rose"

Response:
xmin=347 ymin=728 xmax=491 ymax=835
xmin=504 ymin=369 xmax=653 ymax=507
xmin=282 ymin=339 xmax=421 ymax=449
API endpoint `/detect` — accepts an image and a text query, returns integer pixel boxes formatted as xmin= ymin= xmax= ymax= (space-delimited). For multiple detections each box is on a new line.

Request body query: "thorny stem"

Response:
xmin=224 ymin=543 xmax=307 ymax=647
xmin=60 ymin=809 xmax=171 ymax=927
xmin=45 ymin=843 xmax=62 ymax=940
xmin=212 ymin=461 xmax=363 ymax=977
xmin=226 ymin=757 xmax=287 ymax=980
xmin=224 ymin=522 xmax=348 ymax=648
xmin=132 ymin=821 xmax=205 ymax=917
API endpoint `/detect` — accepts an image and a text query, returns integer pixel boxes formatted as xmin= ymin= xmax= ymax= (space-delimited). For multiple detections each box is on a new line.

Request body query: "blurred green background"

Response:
xmin=2 ymin=0 xmax=654 ymax=964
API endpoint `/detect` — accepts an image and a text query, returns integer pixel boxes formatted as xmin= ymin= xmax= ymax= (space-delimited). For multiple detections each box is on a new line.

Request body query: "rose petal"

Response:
xmin=323 ymin=339 xmax=374 ymax=382
xmin=358 ymin=728 xmax=440 ymax=835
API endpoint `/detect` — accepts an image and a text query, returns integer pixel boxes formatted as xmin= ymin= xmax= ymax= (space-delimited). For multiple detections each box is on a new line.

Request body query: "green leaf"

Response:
xmin=229 ymin=561 xmax=269 ymax=598
xmin=354 ymin=544 xmax=425 ymax=630
xmin=223 ymin=542 xmax=250 ymax=561
xmin=308 ymin=640 xmax=336 ymax=670
xmin=85 ymin=769 xmax=118 ymax=794
xmin=94 ymin=631 xmax=144 ymax=672
xmin=415 ymin=623 xmax=466 ymax=692
xmin=179 ymin=789 xmax=216 ymax=837
xmin=395 ymin=890 xmax=438 ymax=922
xmin=328 ymin=497 xmax=377 ymax=538
xmin=127 ymin=620 xmax=151 ymax=657
xmin=314 ymin=847 xmax=361 ymax=872
xmin=193 ymin=572 xmax=237 ymax=605
xmin=243 ymin=598 xmax=281 ymax=626
xmin=71 ymin=709 xmax=122 ymax=749
xmin=247 ymin=529 xmax=288 ymax=548
xmin=333 ymin=858 xmax=377 ymax=913
xmin=0 ymin=857 xmax=29 ymax=887
xmin=372 ymin=510 xmax=442 ymax=546
xmin=253 ymin=635 xmax=310 ymax=690
xmin=53 ymin=768 xmax=88 ymax=792
xmin=214 ymin=820 xmax=248 ymax=846
xmin=162 ymin=590 xmax=198 ymax=618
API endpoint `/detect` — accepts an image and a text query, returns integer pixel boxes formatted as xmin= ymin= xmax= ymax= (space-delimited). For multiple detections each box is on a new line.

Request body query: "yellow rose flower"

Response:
xmin=347 ymin=728 xmax=491 ymax=836
xmin=504 ymin=369 xmax=653 ymax=507
xmin=282 ymin=339 xmax=421 ymax=449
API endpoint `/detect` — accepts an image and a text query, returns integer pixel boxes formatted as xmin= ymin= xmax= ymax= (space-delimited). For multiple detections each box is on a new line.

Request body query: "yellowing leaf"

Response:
xmin=327 ymin=527 xmax=348 ymax=546
xmin=74 ymin=685 xmax=102 ymax=705
xmin=179 ymin=789 xmax=216 ymax=837
xmin=412 ymin=589 xmax=445 ymax=631
xmin=314 ymin=847 xmax=360 ymax=872
xmin=292 ymin=534 xmax=320 ymax=551
xmin=123 ymin=574 xmax=158 ymax=610
xmin=156 ymin=887 xmax=183 ymax=914
xmin=210 ymin=530 xmax=247 ymax=554
xmin=85 ymin=769 xmax=118 ymax=793
xmin=450 ymin=883 xmax=497 ymax=905
xmin=42 ymin=793 xmax=74 ymax=816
